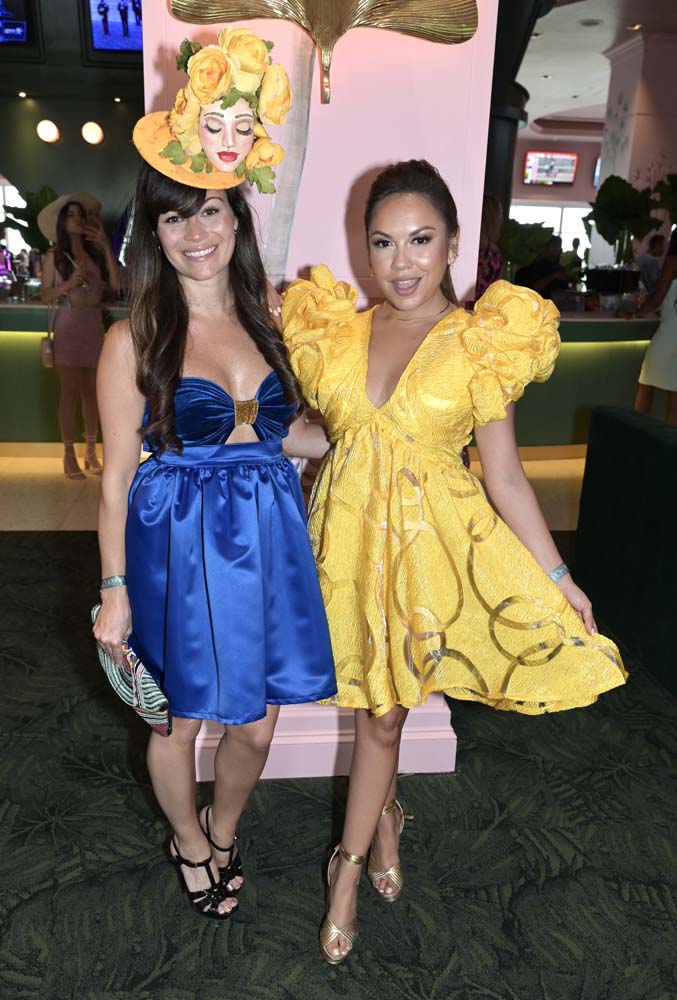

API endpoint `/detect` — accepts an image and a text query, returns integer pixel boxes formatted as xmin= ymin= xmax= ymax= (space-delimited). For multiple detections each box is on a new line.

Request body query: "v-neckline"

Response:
xmin=362 ymin=305 xmax=459 ymax=411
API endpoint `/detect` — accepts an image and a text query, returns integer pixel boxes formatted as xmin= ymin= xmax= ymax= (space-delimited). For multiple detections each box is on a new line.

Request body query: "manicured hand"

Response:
xmin=93 ymin=591 xmax=132 ymax=666
xmin=84 ymin=218 xmax=108 ymax=247
xmin=557 ymin=575 xmax=597 ymax=635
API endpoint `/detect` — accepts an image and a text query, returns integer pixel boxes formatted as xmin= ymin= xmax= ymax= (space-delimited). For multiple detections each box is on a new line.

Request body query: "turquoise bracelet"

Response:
xmin=548 ymin=563 xmax=569 ymax=584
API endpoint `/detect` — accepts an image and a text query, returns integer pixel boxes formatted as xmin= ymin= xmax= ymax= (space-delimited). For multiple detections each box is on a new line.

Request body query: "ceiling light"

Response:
xmin=541 ymin=74 xmax=552 ymax=80
xmin=81 ymin=121 xmax=104 ymax=144
xmin=626 ymin=23 xmax=642 ymax=31
xmin=532 ymin=31 xmax=541 ymax=38
xmin=572 ymin=94 xmax=580 ymax=99
xmin=36 ymin=120 xmax=60 ymax=143
xmin=18 ymin=91 xmax=26 ymax=98
xmin=114 ymin=97 xmax=121 ymax=103
xmin=580 ymin=19 xmax=604 ymax=27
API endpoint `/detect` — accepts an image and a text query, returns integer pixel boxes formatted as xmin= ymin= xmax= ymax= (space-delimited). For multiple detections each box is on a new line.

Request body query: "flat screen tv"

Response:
xmin=79 ymin=0 xmax=142 ymax=67
xmin=88 ymin=0 xmax=142 ymax=52
xmin=523 ymin=151 xmax=578 ymax=186
xmin=0 ymin=0 xmax=27 ymax=43
xmin=0 ymin=0 xmax=43 ymax=60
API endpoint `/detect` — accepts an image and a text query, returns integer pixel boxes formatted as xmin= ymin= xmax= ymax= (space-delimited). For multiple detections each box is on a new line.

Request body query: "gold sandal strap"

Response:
xmin=320 ymin=915 xmax=358 ymax=949
xmin=367 ymin=860 xmax=403 ymax=890
xmin=339 ymin=845 xmax=366 ymax=866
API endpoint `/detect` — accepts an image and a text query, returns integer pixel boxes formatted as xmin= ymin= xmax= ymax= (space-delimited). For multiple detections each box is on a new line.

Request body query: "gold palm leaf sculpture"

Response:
xmin=170 ymin=0 xmax=478 ymax=102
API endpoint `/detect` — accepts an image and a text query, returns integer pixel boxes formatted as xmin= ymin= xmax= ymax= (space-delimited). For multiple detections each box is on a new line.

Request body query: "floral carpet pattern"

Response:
xmin=0 ymin=532 xmax=676 ymax=1000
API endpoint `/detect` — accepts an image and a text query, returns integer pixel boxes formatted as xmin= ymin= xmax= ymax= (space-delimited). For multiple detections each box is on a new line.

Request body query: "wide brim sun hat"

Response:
xmin=37 ymin=192 xmax=102 ymax=243
xmin=132 ymin=28 xmax=292 ymax=194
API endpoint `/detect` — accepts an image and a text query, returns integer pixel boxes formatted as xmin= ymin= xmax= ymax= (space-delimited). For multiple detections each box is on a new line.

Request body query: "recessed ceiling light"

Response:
xmin=542 ymin=74 xmax=552 ymax=80
xmin=572 ymin=94 xmax=580 ymax=99
xmin=18 ymin=91 xmax=27 ymax=98
xmin=532 ymin=32 xmax=541 ymax=38
xmin=36 ymin=120 xmax=60 ymax=143
xmin=114 ymin=96 xmax=121 ymax=103
xmin=626 ymin=23 xmax=642 ymax=30
xmin=580 ymin=19 xmax=604 ymax=27
xmin=81 ymin=121 xmax=104 ymax=144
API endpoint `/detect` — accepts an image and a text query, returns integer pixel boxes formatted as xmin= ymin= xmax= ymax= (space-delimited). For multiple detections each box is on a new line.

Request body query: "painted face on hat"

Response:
xmin=198 ymin=98 xmax=256 ymax=173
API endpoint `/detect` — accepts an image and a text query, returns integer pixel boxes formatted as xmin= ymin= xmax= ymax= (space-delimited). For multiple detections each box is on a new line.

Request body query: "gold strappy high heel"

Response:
xmin=319 ymin=844 xmax=365 ymax=965
xmin=367 ymin=799 xmax=413 ymax=904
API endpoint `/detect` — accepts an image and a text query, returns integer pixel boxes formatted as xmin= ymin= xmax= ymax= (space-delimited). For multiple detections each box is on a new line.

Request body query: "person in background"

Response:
xmin=132 ymin=0 xmax=141 ymax=26
xmin=515 ymin=236 xmax=571 ymax=300
xmin=635 ymin=233 xmax=666 ymax=297
xmin=118 ymin=1 xmax=129 ymax=37
xmin=475 ymin=192 xmax=503 ymax=298
xmin=634 ymin=229 xmax=677 ymax=424
xmin=97 ymin=0 xmax=109 ymax=35
xmin=28 ymin=247 xmax=42 ymax=279
xmin=38 ymin=193 xmax=121 ymax=479
xmin=0 ymin=239 xmax=14 ymax=280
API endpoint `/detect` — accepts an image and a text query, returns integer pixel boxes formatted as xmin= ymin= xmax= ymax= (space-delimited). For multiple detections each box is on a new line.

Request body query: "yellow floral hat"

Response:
xmin=133 ymin=28 xmax=292 ymax=193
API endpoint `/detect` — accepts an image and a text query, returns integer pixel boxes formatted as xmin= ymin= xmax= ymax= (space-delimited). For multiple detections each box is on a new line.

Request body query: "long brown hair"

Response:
xmin=54 ymin=200 xmax=109 ymax=283
xmin=128 ymin=164 xmax=302 ymax=453
xmin=364 ymin=160 xmax=459 ymax=305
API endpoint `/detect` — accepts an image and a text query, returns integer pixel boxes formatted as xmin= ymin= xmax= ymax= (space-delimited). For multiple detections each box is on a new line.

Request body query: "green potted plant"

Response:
xmin=584 ymin=176 xmax=661 ymax=292
xmin=498 ymin=218 xmax=554 ymax=282
xmin=653 ymin=173 xmax=677 ymax=226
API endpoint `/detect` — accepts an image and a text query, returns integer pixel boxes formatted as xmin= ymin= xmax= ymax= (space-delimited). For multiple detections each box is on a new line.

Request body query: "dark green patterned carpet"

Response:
xmin=1 ymin=532 xmax=676 ymax=1000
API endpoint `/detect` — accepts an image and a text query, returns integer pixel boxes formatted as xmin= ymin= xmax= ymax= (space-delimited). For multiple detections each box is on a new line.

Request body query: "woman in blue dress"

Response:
xmin=94 ymin=30 xmax=335 ymax=919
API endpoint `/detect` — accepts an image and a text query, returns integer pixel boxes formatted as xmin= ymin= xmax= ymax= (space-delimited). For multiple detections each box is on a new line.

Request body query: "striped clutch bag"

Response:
xmin=91 ymin=605 xmax=172 ymax=736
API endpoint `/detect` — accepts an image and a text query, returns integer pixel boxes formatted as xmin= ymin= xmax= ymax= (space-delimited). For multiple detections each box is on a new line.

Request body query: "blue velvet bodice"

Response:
xmin=143 ymin=371 xmax=296 ymax=451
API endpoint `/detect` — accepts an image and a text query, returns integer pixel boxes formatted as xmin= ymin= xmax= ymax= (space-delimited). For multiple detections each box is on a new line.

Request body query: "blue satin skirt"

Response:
xmin=125 ymin=441 xmax=337 ymax=725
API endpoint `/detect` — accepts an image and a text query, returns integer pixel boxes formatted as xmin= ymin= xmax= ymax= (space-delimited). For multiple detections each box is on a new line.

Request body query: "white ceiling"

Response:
xmin=518 ymin=0 xmax=677 ymax=133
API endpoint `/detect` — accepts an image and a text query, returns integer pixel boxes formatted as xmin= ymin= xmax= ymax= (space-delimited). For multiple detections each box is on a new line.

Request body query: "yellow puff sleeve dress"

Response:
xmin=282 ymin=267 xmax=627 ymax=716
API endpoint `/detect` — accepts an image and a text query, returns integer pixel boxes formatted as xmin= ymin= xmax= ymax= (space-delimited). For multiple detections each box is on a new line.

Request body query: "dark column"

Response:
xmin=484 ymin=0 xmax=556 ymax=214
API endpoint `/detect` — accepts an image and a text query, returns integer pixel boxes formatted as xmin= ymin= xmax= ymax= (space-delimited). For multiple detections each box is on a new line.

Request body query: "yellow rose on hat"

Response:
xmin=187 ymin=45 xmax=233 ymax=105
xmin=258 ymin=65 xmax=292 ymax=126
xmin=218 ymin=27 xmax=269 ymax=92
xmin=168 ymin=84 xmax=202 ymax=156
xmin=245 ymin=138 xmax=285 ymax=172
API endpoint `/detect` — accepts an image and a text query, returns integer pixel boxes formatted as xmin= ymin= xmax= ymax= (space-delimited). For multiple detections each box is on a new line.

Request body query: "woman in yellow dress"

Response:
xmin=281 ymin=160 xmax=627 ymax=964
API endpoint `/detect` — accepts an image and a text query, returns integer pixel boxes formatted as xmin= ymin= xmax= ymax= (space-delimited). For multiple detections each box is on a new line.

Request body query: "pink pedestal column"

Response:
xmin=591 ymin=32 xmax=677 ymax=265
xmin=195 ymin=694 xmax=457 ymax=781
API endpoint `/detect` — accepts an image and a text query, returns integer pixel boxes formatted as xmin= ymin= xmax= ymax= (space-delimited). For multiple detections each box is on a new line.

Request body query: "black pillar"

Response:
xmin=484 ymin=0 xmax=557 ymax=215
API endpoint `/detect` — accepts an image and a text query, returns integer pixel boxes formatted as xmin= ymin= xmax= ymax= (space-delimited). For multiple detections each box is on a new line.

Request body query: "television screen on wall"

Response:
xmin=0 ymin=0 xmax=30 ymax=44
xmin=523 ymin=151 xmax=578 ymax=186
xmin=87 ymin=0 xmax=142 ymax=52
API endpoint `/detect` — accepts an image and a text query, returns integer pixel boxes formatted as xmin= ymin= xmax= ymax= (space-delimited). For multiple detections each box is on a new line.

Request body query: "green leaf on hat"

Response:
xmin=221 ymin=87 xmax=260 ymax=112
xmin=189 ymin=152 xmax=208 ymax=173
xmin=177 ymin=38 xmax=201 ymax=73
xmin=264 ymin=40 xmax=274 ymax=51
xmin=248 ymin=166 xmax=276 ymax=195
xmin=160 ymin=140 xmax=189 ymax=165
xmin=235 ymin=162 xmax=246 ymax=178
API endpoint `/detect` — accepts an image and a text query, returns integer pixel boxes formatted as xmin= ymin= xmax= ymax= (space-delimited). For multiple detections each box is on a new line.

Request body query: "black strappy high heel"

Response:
xmin=199 ymin=805 xmax=244 ymax=893
xmin=168 ymin=837 xmax=238 ymax=920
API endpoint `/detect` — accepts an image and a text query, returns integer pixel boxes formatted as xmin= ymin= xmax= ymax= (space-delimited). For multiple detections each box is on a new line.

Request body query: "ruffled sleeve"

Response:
xmin=281 ymin=265 xmax=358 ymax=408
xmin=459 ymin=280 xmax=561 ymax=426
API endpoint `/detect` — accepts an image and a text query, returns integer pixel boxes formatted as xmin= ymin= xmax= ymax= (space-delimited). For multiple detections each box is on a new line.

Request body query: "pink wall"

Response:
xmin=142 ymin=9 xmax=499 ymax=303
xmin=511 ymin=138 xmax=601 ymax=207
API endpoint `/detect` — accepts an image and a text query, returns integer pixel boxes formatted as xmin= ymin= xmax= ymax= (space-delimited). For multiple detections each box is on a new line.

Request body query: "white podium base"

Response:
xmin=195 ymin=693 xmax=457 ymax=781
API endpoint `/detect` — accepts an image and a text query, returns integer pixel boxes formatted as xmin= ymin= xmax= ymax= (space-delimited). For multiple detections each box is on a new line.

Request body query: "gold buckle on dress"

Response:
xmin=233 ymin=399 xmax=259 ymax=426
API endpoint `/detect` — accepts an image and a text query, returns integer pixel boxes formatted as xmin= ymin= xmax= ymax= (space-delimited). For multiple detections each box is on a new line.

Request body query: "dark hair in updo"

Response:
xmin=364 ymin=160 xmax=459 ymax=305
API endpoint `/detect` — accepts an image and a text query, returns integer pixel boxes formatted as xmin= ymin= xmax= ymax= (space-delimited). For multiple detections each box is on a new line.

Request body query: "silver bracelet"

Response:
xmin=548 ymin=563 xmax=569 ymax=584
xmin=100 ymin=575 xmax=127 ymax=590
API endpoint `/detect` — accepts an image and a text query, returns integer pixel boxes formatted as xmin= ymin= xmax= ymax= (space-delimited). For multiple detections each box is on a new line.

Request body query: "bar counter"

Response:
xmin=0 ymin=303 xmax=661 ymax=445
